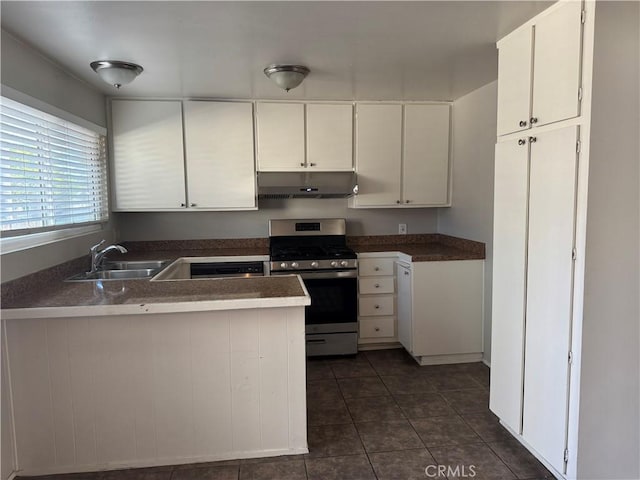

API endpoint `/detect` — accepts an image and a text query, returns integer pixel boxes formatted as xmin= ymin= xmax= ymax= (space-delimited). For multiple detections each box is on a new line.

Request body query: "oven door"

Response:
xmin=298 ymin=270 xmax=357 ymax=331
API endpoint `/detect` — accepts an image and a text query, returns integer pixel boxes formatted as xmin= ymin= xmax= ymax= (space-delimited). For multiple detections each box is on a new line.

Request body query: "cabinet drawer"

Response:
xmin=359 ymin=258 xmax=395 ymax=276
xmin=359 ymin=317 xmax=395 ymax=339
xmin=359 ymin=295 xmax=394 ymax=316
xmin=359 ymin=276 xmax=395 ymax=294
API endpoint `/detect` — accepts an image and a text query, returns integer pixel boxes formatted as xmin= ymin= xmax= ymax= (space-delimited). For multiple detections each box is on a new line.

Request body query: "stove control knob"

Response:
xmin=330 ymin=261 xmax=339 ymax=268
xmin=311 ymin=261 xmax=319 ymax=268
xmin=280 ymin=262 xmax=288 ymax=269
xmin=291 ymin=262 xmax=299 ymax=269
xmin=340 ymin=260 xmax=349 ymax=267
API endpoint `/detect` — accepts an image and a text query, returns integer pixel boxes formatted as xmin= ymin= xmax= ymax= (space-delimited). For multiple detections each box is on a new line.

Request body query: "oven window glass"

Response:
xmin=302 ymin=277 xmax=357 ymax=325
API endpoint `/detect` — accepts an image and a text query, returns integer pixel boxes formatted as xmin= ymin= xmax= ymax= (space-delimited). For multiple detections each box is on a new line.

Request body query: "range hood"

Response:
xmin=257 ymin=171 xmax=358 ymax=199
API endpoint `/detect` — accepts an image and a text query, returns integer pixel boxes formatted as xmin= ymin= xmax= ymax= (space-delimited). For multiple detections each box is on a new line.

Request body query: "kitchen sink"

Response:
xmin=102 ymin=260 xmax=170 ymax=270
xmin=65 ymin=260 xmax=171 ymax=282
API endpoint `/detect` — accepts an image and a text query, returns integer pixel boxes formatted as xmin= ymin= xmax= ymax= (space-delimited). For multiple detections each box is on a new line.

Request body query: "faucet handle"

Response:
xmin=90 ymin=239 xmax=106 ymax=253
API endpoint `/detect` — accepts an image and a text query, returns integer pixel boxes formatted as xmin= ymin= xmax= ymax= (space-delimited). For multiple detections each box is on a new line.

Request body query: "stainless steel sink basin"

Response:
xmin=102 ymin=260 xmax=170 ymax=270
xmin=66 ymin=269 xmax=160 ymax=282
xmin=65 ymin=260 xmax=171 ymax=282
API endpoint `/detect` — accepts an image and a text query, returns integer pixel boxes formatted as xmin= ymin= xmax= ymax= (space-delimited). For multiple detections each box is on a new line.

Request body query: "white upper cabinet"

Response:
xmin=111 ymin=100 xmax=256 ymax=211
xmin=306 ymin=104 xmax=353 ymax=171
xmin=531 ymin=1 xmax=583 ymax=128
xmin=352 ymin=103 xmax=450 ymax=208
xmin=111 ymin=100 xmax=186 ymax=210
xmin=256 ymin=102 xmax=353 ymax=171
xmin=183 ymin=101 xmax=256 ymax=210
xmin=496 ymin=28 xmax=533 ymax=136
xmin=353 ymin=104 xmax=403 ymax=207
xmin=496 ymin=1 xmax=583 ymax=136
xmin=256 ymin=102 xmax=306 ymax=171
xmin=403 ymin=104 xmax=450 ymax=206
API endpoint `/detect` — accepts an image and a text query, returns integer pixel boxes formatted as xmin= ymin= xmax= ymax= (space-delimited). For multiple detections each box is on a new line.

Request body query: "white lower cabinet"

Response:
xmin=357 ymin=255 xmax=398 ymax=345
xmin=490 ymin=126 xmax=579 ymax=475
xmin=396 ymin=260 xmax=484 ymax=364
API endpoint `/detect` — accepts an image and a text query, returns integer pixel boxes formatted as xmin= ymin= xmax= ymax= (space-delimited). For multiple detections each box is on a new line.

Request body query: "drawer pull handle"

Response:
xmin=374 ymin=284 xmax=380 ymax=288
xmin=374 ymin=327 xmax=380 ymax=332
xmin=374 ymin=305 xmax=380 ymax=309
xmin=374 ymin=267 xmax=380 ymax=271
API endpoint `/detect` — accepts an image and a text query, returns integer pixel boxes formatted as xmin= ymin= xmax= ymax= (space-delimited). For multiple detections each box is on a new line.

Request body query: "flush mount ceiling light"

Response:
xmin=263 ymin=64 xmax=310 ymax=92
xmin=90 ymin=60 xmax=144 ymax=89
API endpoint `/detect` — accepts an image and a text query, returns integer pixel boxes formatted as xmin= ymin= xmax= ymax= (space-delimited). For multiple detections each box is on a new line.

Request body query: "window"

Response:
xmin=0 ymin=96 xmax=108 ymax=237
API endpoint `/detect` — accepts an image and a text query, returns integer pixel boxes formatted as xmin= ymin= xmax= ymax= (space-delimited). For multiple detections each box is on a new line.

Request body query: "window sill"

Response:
xmin=0 ymin=224 xmax=104 ymax=255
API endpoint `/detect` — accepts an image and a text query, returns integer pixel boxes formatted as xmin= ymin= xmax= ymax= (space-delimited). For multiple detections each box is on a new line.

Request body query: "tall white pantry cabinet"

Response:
xmin=490 ymin=1 xmax=597 ymax=478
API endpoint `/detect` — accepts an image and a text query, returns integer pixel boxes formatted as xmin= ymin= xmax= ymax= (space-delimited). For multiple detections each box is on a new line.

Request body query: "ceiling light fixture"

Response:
xmin=263 ymin=64 xmax=310 ymax=92
xmin=90 ymin=60 xmax=144 ymax=89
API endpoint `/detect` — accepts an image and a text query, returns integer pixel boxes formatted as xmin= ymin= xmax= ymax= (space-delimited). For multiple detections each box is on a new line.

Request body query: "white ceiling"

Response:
xmin=1 ymin=1 xmax=552 ymax=101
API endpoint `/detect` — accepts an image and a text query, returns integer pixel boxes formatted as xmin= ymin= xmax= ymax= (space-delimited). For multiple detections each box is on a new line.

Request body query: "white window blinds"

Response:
xmin=0 ymin=96 xmax=108 ymax=236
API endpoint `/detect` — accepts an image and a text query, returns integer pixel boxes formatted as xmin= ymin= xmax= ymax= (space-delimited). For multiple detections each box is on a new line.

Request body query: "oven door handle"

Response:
xmin=276 ymin=270 xmax=357 ymax=280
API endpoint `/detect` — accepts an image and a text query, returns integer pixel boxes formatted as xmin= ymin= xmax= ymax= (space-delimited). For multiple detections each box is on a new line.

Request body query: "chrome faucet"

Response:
xmin=89 ymin=240 xmax=128 ymax=273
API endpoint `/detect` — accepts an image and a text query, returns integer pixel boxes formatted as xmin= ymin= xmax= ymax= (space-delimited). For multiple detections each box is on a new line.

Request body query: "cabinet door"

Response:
xmin=255 ymin=102 xmax=305 ymax=171
xmin=111 ymin=100 xmax=185 ymax=210
xmin=306 ymin=104 xmax=353 ymax=171
xmin=403 ymin=104 xmax=450 ymax=206
xmin=496 ymin=27 xmax=533 ymax=136
xmin=183 ymin=101 xmax=256 ymax=210
xmin=532 ymin=1 xmax=583 ymax=128
xmin=396 ymin=263 xmax=412 ymax=353
xmin=489 ymin=137 xmax=530 ymax=434
xmin=354 ymin=104 xmax=402 ymax=207
xmin=522 ymin=126 xmax=578 ymax=473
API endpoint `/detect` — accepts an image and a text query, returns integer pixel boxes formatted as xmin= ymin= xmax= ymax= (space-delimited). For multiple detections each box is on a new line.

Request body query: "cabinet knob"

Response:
xmin=374 ymin=327 xmax=380 ymax=332
xmin=529 ymin=136 xmax=537 ymax=143
xmin=309 ymin=163 xmax=316 ymax=167
xmin=180 ymin=203 xmax=186 ymax=207
xmin=405 ymin=200 xmax=410 ymax=204
xmin=530 ymin=117 xmax=538 ymax=125
xmin=396 ymin=200 xmax=401 ymax=204
xmin=374 ymin=305 xmax=380 ymax=309
xmin=300 ymin=163 xmax=305 ymax=167
xmin=190 ymin=203 xmax=197 ymax=207
xmin=518 ymin=139 xmax=526 ymax=146
xmin=374 ymin=284 xmax=380 ymax=288
xmin=404 ymin=271 xmax=410 ymax=276
xmin=519 ymin=120 xmax=528 ymax=127
xmin=374 ymin=267 xmax=380 ymax=271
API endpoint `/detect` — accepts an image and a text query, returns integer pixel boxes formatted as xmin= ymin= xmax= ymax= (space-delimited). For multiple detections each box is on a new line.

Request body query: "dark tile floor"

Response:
xmin=19 ymin=349 xmax=554 ymax=480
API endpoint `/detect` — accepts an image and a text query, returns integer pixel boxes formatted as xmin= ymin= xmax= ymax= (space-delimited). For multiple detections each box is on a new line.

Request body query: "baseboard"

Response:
xmin=12 ymin=447 xmax=309 ymax=477
xmin=415 ymin=352 xmax=484 ymax=365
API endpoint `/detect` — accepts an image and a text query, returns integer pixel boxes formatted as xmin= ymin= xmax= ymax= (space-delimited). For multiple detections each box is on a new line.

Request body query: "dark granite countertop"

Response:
xmin=1 ymin=234 xmax=483 ymax=315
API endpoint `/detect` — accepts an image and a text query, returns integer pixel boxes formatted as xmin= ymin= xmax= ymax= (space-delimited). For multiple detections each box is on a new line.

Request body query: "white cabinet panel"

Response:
xmin=353 ymin=104 xmax=402 ymax=206
xmin=396 ymin=263 xmax=412 ymax=352
xmin=359 ymin=317 xmax=395 ymax=339
xmin=532 ymin=1 xmax=583 ymax=128
xmin=497 ymin=28 xmax=533 ymax=136
xmin=359 ymin=276 xmax=394 ymax=295
xmin=403 ymin=104 xmax=451 ymax=206
xmin=359 ymin=295 xmax=394 ymax=317
xmin=522 ymin=126 xmax=578 ymax=473
xmin=183 ymin=101 xmax=256 ymax=209
xmin=306 ymin=104 xmax=353 ymax=171
xmin=111 ymin=100 xmax=186 ymax=210
xmin=489 ymin=137 xmax=529 ymax=433
xmin=256 ymin=103 xmax=305 ymax=171
xmin=358 ymin=257 xmax=396 ymax=277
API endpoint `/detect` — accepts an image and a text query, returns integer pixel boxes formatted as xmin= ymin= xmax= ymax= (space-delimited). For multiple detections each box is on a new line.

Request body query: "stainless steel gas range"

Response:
xmin=269 ymin=218 xmax=358 ymax=356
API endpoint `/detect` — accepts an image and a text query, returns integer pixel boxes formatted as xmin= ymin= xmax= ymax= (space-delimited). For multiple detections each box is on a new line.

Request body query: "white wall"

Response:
xmin=0 ymin=30 xmax=114 ymax=284
xmin=437 ymin=81 xmax=497 ymax=365
xmin=116 ymin=200 xmax=439 ymax=240
xmin=577 ymin=2 xmax=640 ymax=479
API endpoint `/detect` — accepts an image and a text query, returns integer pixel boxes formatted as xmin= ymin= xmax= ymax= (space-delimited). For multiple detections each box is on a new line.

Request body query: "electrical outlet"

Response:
xmin=399 ymin=223 xmax=407 ymax=235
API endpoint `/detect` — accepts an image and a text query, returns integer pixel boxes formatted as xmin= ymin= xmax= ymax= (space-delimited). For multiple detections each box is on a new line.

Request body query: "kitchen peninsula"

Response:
xmin=1 ymin=233 xmax=483 ymax=477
